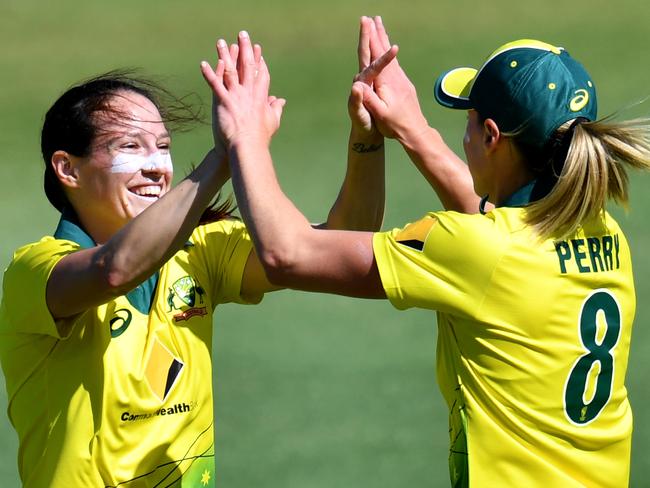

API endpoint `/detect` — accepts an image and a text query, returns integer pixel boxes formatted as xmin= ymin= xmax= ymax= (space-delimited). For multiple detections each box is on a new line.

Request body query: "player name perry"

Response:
xmin=554 ymin=234 xmax=620 ymax=274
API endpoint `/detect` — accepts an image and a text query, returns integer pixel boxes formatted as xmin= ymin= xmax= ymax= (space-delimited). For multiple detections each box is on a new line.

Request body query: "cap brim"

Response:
xmin=434 ymin=67 xmax=477 ymax=109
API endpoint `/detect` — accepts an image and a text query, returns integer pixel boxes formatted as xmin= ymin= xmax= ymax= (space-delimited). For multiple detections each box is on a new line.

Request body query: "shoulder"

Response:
xmin=374 ymin=208 xmax=534 ymax=283
xmin=372 ymin=210 xmax=523 ymax=313
xmin=1 ymin=237 xmax=81 ymax=336
xmin=5 ymin=237 xmax=80 ymax=282
xmin=188 ymin=218 xmax=249 ymax=246
xmin=378 ymin=209 xmax=517 ymax=255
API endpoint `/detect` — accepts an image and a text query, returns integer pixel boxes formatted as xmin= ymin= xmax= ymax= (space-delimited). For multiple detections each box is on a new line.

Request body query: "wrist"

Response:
xmin=349 ymin=128 xmax=384 ymax=154
xmin=191 ymin=148 xmax=229 ymax=186
xmin=397 ymin=123 xmax=436 ymax=153
xmin=227 ymin=130 xmax=272 ymax=151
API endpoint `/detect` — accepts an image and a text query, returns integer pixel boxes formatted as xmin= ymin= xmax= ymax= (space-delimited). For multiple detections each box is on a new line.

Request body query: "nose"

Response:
xmin=140 ymin=152 xmax=173 ymax=176
xmin=141 ymin=168 xmax=164 ymax=181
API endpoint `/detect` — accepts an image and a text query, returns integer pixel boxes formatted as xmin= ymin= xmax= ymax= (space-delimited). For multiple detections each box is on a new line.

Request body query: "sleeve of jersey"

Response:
xmin=190 ymin=219 xmax=261 ymax=305
xmin=372 ymin=212 xmax=503 ymax=317
xmin=1 ymin=238 xmax=80 ymax=337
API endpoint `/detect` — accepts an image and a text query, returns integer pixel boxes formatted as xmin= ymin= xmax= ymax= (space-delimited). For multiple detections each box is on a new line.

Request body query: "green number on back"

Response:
xmin=564 ymin=290 xmax=621 ymax=425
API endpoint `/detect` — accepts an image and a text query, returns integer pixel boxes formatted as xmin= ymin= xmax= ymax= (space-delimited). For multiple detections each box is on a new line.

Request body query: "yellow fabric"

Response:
xmin=487 ymin=39 xmax=563 ymax=60
xmin=373 ymin=208 xmax=634 ymax=488
xmin=0 ymin=219 xmax=256 ymax=487
xmin=440 ymin=67 xmax=477 ymax=99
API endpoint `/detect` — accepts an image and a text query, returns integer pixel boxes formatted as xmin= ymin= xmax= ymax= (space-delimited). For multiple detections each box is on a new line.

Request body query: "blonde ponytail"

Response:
xmin=525 ymin=117 xmax=650 ymax=239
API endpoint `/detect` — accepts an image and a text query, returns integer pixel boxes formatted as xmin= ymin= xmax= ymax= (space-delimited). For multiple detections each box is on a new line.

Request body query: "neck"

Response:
xmin=491 ymin=173 xmax=535 ymax=206
xmin=73 ymin=208 xmax=123 ymax=245
xmin=488 ymin=139 xmax=534 ymax=206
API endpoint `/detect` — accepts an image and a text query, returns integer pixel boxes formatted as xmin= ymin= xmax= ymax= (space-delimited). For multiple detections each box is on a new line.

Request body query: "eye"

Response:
xmin=158 ymin=142 xmax=171 ymax=152
xmin=121 ymin=142 xmax=140 ymax=150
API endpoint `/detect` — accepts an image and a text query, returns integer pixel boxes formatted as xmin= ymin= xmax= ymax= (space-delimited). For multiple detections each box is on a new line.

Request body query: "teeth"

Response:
xmin=131 ymin=186 xmax=161 ymax=197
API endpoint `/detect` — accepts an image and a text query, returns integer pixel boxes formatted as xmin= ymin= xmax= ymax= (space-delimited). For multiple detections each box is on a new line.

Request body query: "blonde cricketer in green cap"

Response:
xmin=202 ymin=17 xmax=650 ymax=488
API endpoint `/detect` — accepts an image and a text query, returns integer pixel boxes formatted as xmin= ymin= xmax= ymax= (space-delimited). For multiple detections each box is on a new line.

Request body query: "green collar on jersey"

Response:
xmin=479 ymin=179 xmax=537 ymax=215
xmin=53 ymin=209 xmax=159 ymax=315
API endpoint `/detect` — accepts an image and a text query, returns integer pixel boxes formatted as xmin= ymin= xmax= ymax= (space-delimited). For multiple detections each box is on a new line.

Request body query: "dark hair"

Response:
xmin=41 ymin=69 xmax=235 ymax=223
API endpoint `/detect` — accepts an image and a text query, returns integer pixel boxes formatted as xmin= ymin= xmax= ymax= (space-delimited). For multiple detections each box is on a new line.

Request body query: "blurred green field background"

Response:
xmin=1 ymin=0 xmax=650 ymax=486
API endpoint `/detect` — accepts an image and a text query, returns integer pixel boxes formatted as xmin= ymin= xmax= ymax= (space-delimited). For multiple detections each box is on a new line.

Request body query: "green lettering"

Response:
xmin=602 ymin=236 xmax=614 ymax=270
xmin=555 ymin=241 xmax=571 ymax=274
xmin=614 ymin=234 xmax=620 ymax=269
xmin=587 ymin=237 xmax=604 ymax=272
xmin=571 ymin=239 xmax=590 ymax=273
xmin=564 ymin=290 xmax=620 ymax=424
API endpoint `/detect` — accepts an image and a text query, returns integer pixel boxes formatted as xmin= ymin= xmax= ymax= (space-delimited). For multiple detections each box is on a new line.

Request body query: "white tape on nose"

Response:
xmin=110 ymin=152 xmax=173 ymax=174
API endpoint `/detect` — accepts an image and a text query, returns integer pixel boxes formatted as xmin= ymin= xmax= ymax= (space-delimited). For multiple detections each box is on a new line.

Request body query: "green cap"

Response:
xmin=434 ymin=39 xmax=597 ymax=148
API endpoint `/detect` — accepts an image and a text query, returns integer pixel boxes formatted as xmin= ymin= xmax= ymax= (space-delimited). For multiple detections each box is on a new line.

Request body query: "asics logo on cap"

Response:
xmin=570 ymin=89 xmax=590 ymax=112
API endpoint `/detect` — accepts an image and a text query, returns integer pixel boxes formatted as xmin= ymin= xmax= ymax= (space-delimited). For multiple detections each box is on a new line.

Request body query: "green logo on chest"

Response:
xmin=110 ymin=308 xmax=133 ymax=338
xmin=167 ymin=276 xmax=205 ymax=310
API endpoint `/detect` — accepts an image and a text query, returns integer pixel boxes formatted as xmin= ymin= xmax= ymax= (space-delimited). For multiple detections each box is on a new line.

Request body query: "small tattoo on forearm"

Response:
xmin=352 ymin=142 xmax=383 ymax=153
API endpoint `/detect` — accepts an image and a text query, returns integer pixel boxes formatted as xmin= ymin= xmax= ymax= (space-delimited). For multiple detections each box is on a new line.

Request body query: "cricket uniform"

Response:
xmin=373 ymin=183 xmax=634 ymax=487
xmin=0 ymin=212 xmax=258 ymax=487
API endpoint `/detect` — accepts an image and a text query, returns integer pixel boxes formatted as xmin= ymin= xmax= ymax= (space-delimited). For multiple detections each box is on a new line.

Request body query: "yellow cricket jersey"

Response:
xmin=0 ymin=213 xmax=258 ymax=487
xmin=373 ymin=197 xmax=634 ymax=487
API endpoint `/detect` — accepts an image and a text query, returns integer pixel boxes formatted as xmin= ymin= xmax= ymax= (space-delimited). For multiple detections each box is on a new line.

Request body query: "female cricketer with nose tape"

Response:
xmin=0 ymin=29 xmax=393 ymax=488
xmin=203 ymin=18 xmax=650 ymax=488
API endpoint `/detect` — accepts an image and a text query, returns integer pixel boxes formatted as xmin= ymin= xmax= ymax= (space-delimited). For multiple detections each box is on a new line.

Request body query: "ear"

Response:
xmin=51 ymin=150 xmax=81 ymax=189
xmin=483 ymin=118 xmax=501 ymax=152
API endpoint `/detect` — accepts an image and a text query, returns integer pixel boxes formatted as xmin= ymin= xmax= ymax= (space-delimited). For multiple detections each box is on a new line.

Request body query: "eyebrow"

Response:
xmin=101 ymin=130 xmax=171 ymax=149
xmin=117 ymin=130 xmax=171 ymax=140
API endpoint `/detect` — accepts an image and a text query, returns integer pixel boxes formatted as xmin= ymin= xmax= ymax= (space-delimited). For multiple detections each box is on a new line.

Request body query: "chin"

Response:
xmin=127 ymin=198 xmax=158 ymax=218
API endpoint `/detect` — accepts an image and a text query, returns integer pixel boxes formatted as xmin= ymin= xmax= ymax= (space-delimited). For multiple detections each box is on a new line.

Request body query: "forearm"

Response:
xmin=228 ymin=136 xmax=381 ymax=297
xmin=48 ymin=148 xmax=230 ymax=318
xmin=228 ymin=136 xmax=313 ymax=275
xmin=399 ymin=126 xmax=480 ymax=213
xmin=322 ymin=128 xmax=385 ymax=231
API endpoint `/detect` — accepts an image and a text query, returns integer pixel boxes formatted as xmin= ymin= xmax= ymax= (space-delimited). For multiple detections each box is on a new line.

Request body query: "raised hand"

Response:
xmin=348 ymin=17 xmax=377 ymax=134
xmin=201 ymin=31 xmax=285 ymax=148
xmin=357 ymin=16 xmax=429 ymax=143
xmin=348 ymin=17 xmax=397 ymax=135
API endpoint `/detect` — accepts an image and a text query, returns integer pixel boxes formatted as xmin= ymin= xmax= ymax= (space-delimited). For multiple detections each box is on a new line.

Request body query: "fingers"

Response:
xmin=216 ymin=39 xmax=239 ymax=88
xmin=357 ymin=16 xmax=371 ymax=71
xmin=200 ymin=60 xmax=227 ymax=101
xmin=199 ymin=61 xmax=216 ymax=87
xmin=367 ymin=17 xmax=385 ymax=61
xmin=254 ymin=43 xmax=262 ymax=64
xmin=359 ymin=82 xmax=387 ymax=117
xmin=229 ymin=42 xmax=239 ymax=65
xmin=357 ymin=44 xmax=399 ymax=85
xmin=256 ymin=55 xmax=271 ymax=91
xmin=208 ymin=32 xmax=264 ymax=90
xmin=237 ymin=31 xmax=257 ymax=85
xmin=373 ymin=16 xmax=391 ymax=51
xmin=348 ymin=82 xmax=374 ymax=133
xmin=269 ymin=97 xmax=286 ymax=122
xmin=349 ymin=82 xmax=364 ymax=105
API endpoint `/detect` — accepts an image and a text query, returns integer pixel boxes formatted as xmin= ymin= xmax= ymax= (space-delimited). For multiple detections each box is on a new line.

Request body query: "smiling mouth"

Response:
xmin=129 ymin=185 xmax=163 ymax=200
